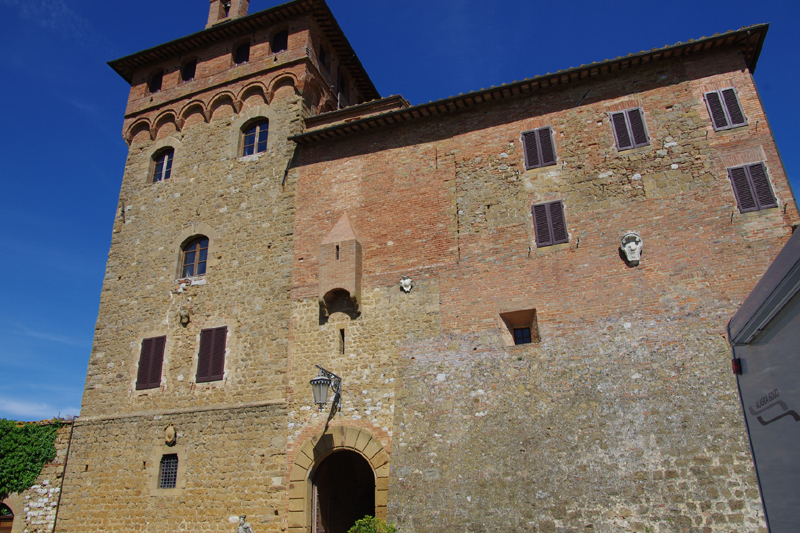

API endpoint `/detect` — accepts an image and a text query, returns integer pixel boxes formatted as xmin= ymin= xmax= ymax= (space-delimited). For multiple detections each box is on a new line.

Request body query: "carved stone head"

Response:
xmin=165 ymin=424 xmax=176 ymax=446
xmin=620 ymin=232 xmax=644 ymax=267
xmin=400 ymin=276 xmax=413 ymax=293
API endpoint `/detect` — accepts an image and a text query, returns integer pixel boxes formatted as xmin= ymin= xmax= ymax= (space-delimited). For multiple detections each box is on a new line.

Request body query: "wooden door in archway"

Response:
xmin=312 ymin=450 xmax=375 ymax=533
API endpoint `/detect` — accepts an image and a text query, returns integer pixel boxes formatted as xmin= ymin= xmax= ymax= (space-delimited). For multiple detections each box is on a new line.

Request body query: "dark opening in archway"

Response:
xmin=0 ymin=503 xmax=13 ymax=533
xmin=313 ymin=450 xmax=375 ymax=533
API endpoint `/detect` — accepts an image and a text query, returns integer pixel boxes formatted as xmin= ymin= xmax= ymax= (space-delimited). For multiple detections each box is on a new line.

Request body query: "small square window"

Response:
xmin=513 ymin=328 xmax=532 ymax=345
xmin=235 ymin=42 xmax=250 ymax=65
xmin=272 ymin=30 xmax=288 ymax=53
xmin=181 ymin=59 xmax=197 ymax=82
xmin=148 ymin=72 xmax=163 ymax=94
xmin=159 ymin=454 xmax=179 ymax=489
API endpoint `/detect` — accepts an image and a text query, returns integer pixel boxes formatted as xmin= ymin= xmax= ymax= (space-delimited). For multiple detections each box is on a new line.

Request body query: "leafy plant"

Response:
xmin=0 ymin=419 xmax=63 ymax=500
xmin=348 ymin=516 xmax=397 ymax=533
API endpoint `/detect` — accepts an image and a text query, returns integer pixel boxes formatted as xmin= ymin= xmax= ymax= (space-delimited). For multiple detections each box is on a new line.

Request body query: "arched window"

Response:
xmin=242 ymin=120 xmax=268 ymax=156
xmin=272 ymin=30 xmax=288 ymax=53
xmin=0 ymin=503 xmax=13 ymax=533
xmin=181 ymin=236 xmax=209 ymax=278
xmin=148 ymin=71 xmax=163 ymax=93
xmin=152 ymin=148 xmax=174 ymax=183
xmin=234 ymin=42 xmax=250 ymax=65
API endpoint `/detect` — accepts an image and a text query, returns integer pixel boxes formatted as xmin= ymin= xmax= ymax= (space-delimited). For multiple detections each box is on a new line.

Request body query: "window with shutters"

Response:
xmin=705 ymin=88 xmax=746 ymax=131
xmin=241 ymin=119 xmax=269 ymax=156
xmin=151 ymin=148 xmax=174 ymax=183
xmin=521 ymin=126 xmax=556 ymax=170
xmin=181 ymin=236 xmax=209 ymax=278
xmin=136 ymin=336 xmax=166 ymax=390
xmin=196 ymin=326 xmax=227 ymax=383
xmin=610 ymin=108 xmax=649 ymax=151
xmin=532 ymin=201 xmax=568 ymax=247
xmin=728 ymin=162 xmax=777 ymax=213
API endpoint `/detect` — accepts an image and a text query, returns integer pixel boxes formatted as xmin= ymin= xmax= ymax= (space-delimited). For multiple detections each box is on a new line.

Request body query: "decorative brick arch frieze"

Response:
xmin=179 ymin=100 xmax=209 ymax=128
xmin=173 ymin=222 xmax=221 ymax=279
xmin=209 ymin=91 xmax=240 ymax=119
xmin=238 ymin=81 xmax=269 ymax=107
xmin=126 ymin=118 xmax=153 ymax=145
xmin=288 ymin=426 xmax=390 ymax=533
xmin=153 ymin=110 xmax=179 ymax=140
xmin=268 ymin=74 xmax=299 ymax=103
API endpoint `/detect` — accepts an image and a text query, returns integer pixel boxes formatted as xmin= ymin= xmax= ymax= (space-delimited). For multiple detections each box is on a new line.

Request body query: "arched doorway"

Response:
xmin=312 ymin=451 xmax=375 ymax=533
xmin=0 ymin=503 xmax=13 ymax=533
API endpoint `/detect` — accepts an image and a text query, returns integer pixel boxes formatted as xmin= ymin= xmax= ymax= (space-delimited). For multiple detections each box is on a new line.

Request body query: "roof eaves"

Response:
xmin=290 ymin=24 xmax=769 ymax=145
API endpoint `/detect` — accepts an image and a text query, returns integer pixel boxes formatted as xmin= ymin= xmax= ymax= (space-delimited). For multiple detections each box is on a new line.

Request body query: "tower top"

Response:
xmin=207 ymin=0 xmax=250 ymax=28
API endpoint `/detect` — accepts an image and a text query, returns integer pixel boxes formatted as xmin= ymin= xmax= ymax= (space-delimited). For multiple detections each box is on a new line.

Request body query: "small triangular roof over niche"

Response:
xmin=322 ymin=214 xmax=358 ymax=244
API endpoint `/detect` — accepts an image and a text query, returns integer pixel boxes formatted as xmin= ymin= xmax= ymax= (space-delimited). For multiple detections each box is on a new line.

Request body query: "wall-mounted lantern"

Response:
xmin=310 ymin=365 xmax=342 ymax=411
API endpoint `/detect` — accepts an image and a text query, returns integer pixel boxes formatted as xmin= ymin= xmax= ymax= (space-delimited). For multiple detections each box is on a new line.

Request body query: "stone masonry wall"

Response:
xmin=56 ymin=405 xmax=286 ymax=533
xmin=288 ymin=48 xmax=797 ymax=532
xmin=2 ymin=422 xmax=72 ymax=533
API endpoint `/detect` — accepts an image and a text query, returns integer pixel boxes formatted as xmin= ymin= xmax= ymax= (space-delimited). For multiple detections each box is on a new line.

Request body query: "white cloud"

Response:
xmin=13 ymin=325 xmax=91 ymax=348
xmin=0 ymin=396 xmax=79 ymax=421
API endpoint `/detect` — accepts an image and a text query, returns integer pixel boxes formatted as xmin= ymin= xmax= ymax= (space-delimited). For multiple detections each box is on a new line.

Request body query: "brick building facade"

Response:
xmin=54 ymin=1 xmax=796 ymax=532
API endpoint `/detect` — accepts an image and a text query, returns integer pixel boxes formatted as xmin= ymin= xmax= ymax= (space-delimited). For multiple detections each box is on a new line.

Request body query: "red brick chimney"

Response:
xmin=206 ymin=0 xmax=250 ymax=28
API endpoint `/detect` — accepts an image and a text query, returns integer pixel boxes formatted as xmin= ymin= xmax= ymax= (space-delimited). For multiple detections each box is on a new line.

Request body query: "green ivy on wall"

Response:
xmin=0 ymin=419 xmax=63 ymax=500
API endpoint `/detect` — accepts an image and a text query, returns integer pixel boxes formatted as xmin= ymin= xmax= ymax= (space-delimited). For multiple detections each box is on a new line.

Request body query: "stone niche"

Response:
xmin=319 ymin=214 xmax=362 ymax=319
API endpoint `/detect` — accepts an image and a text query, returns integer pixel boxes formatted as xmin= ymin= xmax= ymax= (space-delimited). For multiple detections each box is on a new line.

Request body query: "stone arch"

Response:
xmin=153 ymin=111 xmax=179 ymax=140
xmin=239 ymin=82 xmax=268 ymax=108
xmin=209 ymin=91 xmax=238 ymax=120
xmin=288 ymin=426 xmax=389 ymax=533
xmin=302 ymin=78 xmax=323 ymax=114
xmin=126 ymin=118 xmax=152 ymax=145
xmin=179 ymin=101 xmax=208 ymax=128
xmin=1 ymin=497 xmax=19 ymax=533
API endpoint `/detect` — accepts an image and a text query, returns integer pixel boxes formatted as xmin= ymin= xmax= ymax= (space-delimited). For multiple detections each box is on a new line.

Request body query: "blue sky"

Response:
xmin=0 ymin=0 xmax=798 ymax=421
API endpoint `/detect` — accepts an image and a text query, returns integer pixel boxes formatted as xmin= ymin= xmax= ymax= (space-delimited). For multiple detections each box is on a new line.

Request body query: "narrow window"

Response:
xmin=705 ymin=88 xmax=746 ymax=131
xmin=272 ymin=30 xmax=288 ymax=53
xmin=197 ymin=326 xmax=227 ymax=383
xmin=513 ymin=327 xmax=532 ymax=345
xmin=152 ymin=148 xmax=174 ymax=183
xmin=339 ymin=329 xmax=345 ymax=354
xmin=136 ymin=336 xmax=166 ymax=390
xmin=159 ymin=454 xmax=179 ymax=489
xmin=531 ymin=201 xmax=568 ymax=247
xmin=610 ymin=108 xmax=649 ymax=151
xmin=319 ymin=45 xmax=329 ymax=72
xmin=223 ymin=0 xmax=231 ymax=17
xmin=242 ymin=120 xmax=268 ymax=156
xmin=728 ymin=162 xmax=777 ymax=213
xmin=521 ymin=126 xmax=556 ymax=170
xmin=335 ymin=245 xmax=340 ymax=260
xmin=148 ymin=71 xmax=163 ymax=93
xmin=181 ymin=59 xmax=197 ymax=82
xmin=181 ymin=236 xmax=209 ymax=278
xmin=234 ymin=42 xmax=250 ymax=65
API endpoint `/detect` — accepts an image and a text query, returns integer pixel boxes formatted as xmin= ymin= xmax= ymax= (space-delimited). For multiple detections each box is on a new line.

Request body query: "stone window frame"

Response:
xmin=148 ymin=444 xmax=187 ymax=496
xmin=499 ymin=308 xmax=540 ymax=347
xmin=173 ymin=223 xmax=221 ymax=281
xmin=144 ymin=137 xmax=182 ymax=185
xmin=151 ymin=147 xmax=174 ymax=183
xmin=180 ymin=236 xmax=210 ymax=279
xmin=241 ymin=119 xmax=269 ymax=157
xmin=230 ymin=105 xmax=278 ymax=161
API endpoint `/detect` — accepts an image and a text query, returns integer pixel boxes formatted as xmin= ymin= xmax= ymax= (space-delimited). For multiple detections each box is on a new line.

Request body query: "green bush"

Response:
xmin=348 ymin=516 xmax=397 ymax=533
xmin=0 ymin=419 xmax=63 ymax=500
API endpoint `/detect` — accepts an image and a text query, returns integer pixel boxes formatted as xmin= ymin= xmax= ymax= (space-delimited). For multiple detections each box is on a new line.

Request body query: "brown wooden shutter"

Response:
xmin=532 ymin=201 xmax=568 ymax=247
xmin=538 ymin=127 xmax=556 ymax=166
xmin=549 ymin=201 xmax=568 ymax=244
xmin=197 ymin=327 xmax=226 ymax=382
xmin=748 ymin=163 xmax=776 ymax=209
xmin=722 ymin=88 xmax=746 ymax=127
xmin=729 ymin=166 xmax=757 ymax=212
xmin=532 ymin=203 xmax=552 ymax=247
xmin=611 ymin=112 xmax=632 ymax=150
xmin=522 ymin=131 xmax=540 ymax=169
xmin=627 ymin=108 xmax=649 ymax=147
xmin=705 ymin=91 xmax=729 ymax=130
xmin=136 ymin=336 xmax=165 ymax=390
